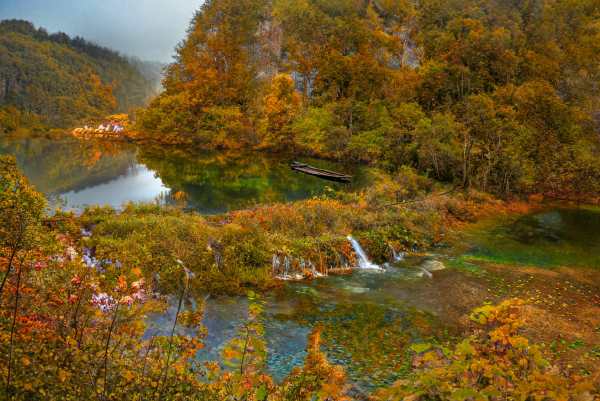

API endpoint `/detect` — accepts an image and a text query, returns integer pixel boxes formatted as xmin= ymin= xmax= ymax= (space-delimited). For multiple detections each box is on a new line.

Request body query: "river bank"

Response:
xmin=72 ymin=122 xmax=600 ymax=206
xmin=71 ymin=169 xmax=539 ymax=293
xmin=2 ymin=153 xmax=599 ymax=399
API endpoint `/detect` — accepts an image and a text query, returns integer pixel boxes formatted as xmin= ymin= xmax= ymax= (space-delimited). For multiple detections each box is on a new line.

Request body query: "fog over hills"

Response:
xmin=0 ymin=0 xmax=202 ymax=62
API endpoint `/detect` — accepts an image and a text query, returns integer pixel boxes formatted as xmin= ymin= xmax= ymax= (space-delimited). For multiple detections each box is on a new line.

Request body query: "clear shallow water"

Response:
xmin=148 ymin=266 xmax=445 ymax=393
xmin=147 ymin=208 xmax=600 ymax=392
xmin=463 ymin=207 xmax=600 ymax=268
xmin=0 ymin=134 xmax=363 ymax=213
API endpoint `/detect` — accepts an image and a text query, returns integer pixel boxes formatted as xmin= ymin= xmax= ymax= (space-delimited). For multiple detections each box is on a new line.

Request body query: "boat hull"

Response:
xmin=290 ymin=162 xmax=352 ymax=183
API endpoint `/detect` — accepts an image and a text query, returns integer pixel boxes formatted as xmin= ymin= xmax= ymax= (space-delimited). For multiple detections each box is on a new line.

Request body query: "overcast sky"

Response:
xmin=0 ymin=0 xmax=203 ymax=62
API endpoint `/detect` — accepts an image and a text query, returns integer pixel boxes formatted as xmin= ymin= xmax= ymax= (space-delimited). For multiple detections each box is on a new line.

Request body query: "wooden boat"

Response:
xmin=290 ymin=161 xmax=352 ymax=183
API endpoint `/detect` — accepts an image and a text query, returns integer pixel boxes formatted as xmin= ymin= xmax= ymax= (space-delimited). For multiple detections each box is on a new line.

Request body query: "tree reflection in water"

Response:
xmin=0 ymin=134 xmax=364 ymax=213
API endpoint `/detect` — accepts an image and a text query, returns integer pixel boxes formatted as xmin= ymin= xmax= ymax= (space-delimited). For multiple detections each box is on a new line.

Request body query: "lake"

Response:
xmin=0 ymin=133 xmax=364 ymax=214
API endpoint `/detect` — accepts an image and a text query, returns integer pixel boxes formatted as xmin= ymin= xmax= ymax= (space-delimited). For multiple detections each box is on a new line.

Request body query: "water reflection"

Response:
xmin=137 ymin=146 xmax=362 ymax=214
xmin=0 ymin=134 xmax=136 ymax=195
xmin=60 ymin=165 xmax=169 ymax=211
xmin=0 ymin=134 xmax=362 ymax=213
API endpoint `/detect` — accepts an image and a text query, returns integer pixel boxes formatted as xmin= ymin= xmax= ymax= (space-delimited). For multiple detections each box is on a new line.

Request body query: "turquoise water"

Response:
xmin=0 ymin=134 xmax=363 ymax=213
xmin=464 ymin=207 xmax=600 ymax=268
xmin=148 ymin=266 xmax=449 ymax=393
xmin=147 ymin=207 xmax=600 ymax=393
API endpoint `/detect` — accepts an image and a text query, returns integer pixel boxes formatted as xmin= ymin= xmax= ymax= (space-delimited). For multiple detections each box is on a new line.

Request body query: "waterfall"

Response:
xmin=284 ymin=256 xmax=291 ymax=277
xmin=347 ymin=236 xmax=382 ymax=270
xmin=308 ymin=260 xmax=323 ymax=277
xmin=389 ymin=244 xmax=405 ymax=262
xmin=272 ymin=254 xmax=280 ymax=275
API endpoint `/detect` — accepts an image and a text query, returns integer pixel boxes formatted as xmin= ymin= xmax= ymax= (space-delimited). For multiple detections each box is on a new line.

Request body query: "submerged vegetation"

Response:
xmin=374 ymin=299 xmax=597 ymax=400
xmin=1 ymin=156 xmax=598 ymax=399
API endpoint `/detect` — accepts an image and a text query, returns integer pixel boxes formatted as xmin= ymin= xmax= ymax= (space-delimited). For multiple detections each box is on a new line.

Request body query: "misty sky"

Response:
xmin=0 ymin=0 xmax=204 ymax=62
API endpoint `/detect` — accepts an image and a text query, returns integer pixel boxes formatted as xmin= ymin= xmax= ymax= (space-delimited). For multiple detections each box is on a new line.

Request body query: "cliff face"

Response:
xmin=0 ymin=20 xmax=161 ymax=128
xmin=254 ymin=19 xmax=283 ymax=79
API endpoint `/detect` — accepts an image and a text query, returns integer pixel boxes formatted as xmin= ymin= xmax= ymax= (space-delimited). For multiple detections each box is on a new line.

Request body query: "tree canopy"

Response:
xmin=0 ymin=20 xmax=161 ymax=129
xmin=140 ymin=0 xmax=600 ymax=196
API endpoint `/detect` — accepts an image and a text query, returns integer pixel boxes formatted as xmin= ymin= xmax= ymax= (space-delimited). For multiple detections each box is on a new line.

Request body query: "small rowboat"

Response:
xmin=290 ymin=161 xmax=352 ymax=183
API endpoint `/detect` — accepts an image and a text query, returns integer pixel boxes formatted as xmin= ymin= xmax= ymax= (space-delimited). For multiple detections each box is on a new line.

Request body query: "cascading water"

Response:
xmin=389 ymin=244 xmax=405 ymax=262
xmin=272 ymin=254 xmax=280 ymax=275
xmin=347 ymin=235 xmax=383 ymax=270
xmin=284 ymin=256 xmax=291 ymax=276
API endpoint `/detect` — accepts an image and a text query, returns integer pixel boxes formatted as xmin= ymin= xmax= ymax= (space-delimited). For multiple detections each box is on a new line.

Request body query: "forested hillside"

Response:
xmin=0 ymin=20 xmax=161 ymax=129
xmin=140 ymin=0 xmax=600 ymax=196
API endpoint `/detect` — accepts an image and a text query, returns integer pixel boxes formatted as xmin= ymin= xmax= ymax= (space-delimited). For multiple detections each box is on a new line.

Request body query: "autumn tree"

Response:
xmin=139 ymin=0 xmax=600 ymax=197
xmin=0 ymin=156 xmax=45 ymax=299
xmin=260 ymin=74 xmax=302 ymax=149
xmin=0 ymin=20 xmax=156 ymax=128
xmin=140 ymin=0 xmax=270 ymax=140
xmin=413 ymin=112 xmax=463 ymax=181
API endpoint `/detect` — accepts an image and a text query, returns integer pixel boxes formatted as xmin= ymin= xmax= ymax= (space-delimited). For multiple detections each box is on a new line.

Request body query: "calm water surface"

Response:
xmin=464 ymin=207 xmax=600 ymax=268
xmin=0 ymin=134 xmax=363 ymax=213
xmin=3 ymin=134 xmax=599 ymax=392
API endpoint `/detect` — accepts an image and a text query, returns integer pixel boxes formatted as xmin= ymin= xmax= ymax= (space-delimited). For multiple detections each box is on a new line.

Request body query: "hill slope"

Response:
xmin=139 ymin=0 xmax=600 ymax=196
xmin=0 ymin=19 xmax=161 ymax=129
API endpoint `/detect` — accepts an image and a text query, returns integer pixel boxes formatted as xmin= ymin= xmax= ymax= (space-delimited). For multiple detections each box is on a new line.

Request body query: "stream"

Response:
xmin=3 ymin=133 xmax=599 ymax=392
xmin=150 ymin=207 xmax=600 ymax=392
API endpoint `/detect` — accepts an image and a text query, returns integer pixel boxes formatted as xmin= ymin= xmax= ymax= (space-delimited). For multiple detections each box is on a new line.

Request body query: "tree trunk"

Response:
xmin=462 ymin=135 xmax=472 ymax=189
xmin=0 ymin=245 xmax=18 ymax=298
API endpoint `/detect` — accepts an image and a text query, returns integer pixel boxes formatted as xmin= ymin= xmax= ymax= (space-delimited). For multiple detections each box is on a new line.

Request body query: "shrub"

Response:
xmin=374 ymin=299 xmax=597 ymax=400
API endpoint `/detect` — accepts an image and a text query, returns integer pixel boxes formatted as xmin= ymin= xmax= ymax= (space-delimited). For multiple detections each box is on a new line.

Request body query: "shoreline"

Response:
xmin=64 ymin=126 xmax=600 ymax=206
xmin=2 ymin=150 xmax=599 ymax=399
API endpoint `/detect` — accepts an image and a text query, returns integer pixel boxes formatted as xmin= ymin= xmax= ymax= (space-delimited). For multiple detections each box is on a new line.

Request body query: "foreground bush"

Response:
xmin=374 ymin=299 xmax=598 ymax=400
xmin=3 ymin=155 xmax=595 ymax=400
